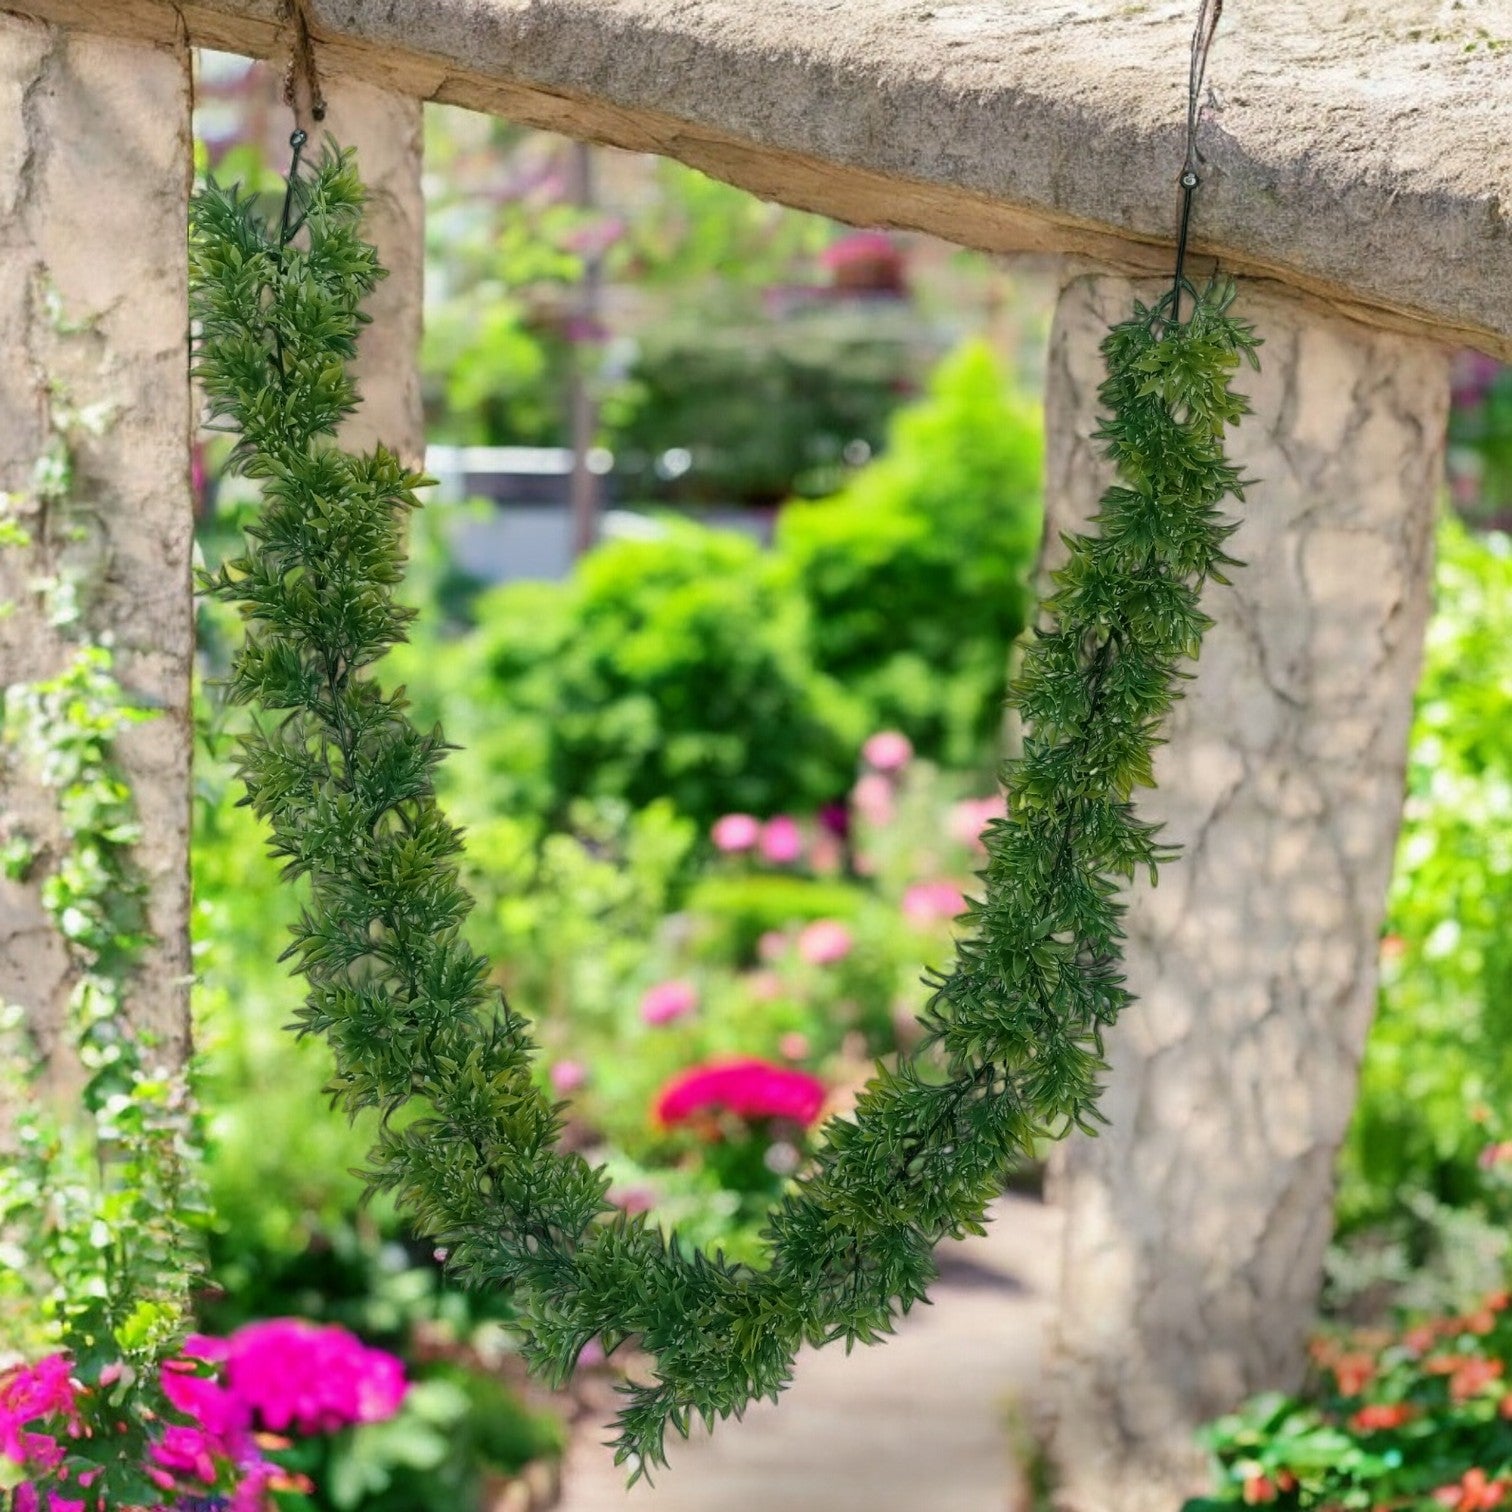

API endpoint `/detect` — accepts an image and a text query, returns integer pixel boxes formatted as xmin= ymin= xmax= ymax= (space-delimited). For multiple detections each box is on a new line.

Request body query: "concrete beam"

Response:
xmin=4 ymin=0 xmax=1509 ymax=360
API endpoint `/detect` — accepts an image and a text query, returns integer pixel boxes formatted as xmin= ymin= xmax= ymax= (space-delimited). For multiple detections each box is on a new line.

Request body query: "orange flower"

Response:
xmin=1460 ymin=1310 xmax=1500 ymax=1336
xmin=1404 ymin=1324 xmax=1441 ymax=1355
xmin=1332 ymin=1352 xmax=1377 ymax=1396
xmin=1451 ymin=1358 xmax=1504 ymax=1403
xmin=1487 ymin=1291 xmax=1511 ymax=1314
xmin=1433 ymin=1468 xmax=1508 ymax=1510
xmin=1242 ymin=1475 xmax=1278 ymax=1506
xmin=1350 ymin=1402 xmax=1415 ymax=1431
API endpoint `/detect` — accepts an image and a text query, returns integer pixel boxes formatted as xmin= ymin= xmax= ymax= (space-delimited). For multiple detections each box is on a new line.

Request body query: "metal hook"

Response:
xmin=1171 ymin=0 xmax=1222 ymax=323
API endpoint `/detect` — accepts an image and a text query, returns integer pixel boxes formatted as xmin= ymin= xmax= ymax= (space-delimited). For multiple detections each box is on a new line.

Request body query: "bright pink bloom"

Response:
xmin=550 ymin=1059 xmax=588 ymax=1095
xmin=797 ymin=919 xmax=853 ymax=966
xmin=711 ymin=813 xmax=761 ymax=852
xmin=759 ymin=816 xmax=804 ymax=865
xmin=950 ymin=795 xmax=1005 ymax=850
xmin=862 ymin=731 xmax=913 ymax=773
xmin=655 ymin=1059 xmax=827 ymax=1128
xmin=640 ymin=978 xmax=699 ymax=1026
xmin=902 ymin=881 xmax=968 ymax=928
xmin=0 ymin=1355 xmax=76 ymax=1470
xmin=223 ymin=1319 xmax=407 ymax=1436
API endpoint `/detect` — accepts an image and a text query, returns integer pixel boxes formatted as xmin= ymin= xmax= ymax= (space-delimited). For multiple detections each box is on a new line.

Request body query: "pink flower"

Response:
xmin=550 ymin=1059 xmax=588 ymax=1095
xmin=640 ymin=978 xmax=698 ymax=1026
xmin=711 ymin=813 xmax=761 ymax=852
xmin=902 ymin=881 xmax=968 ymax=928
xmin=757 ymin=930 xmax=788 ymax=962
xmin=759 ymin=816 xmax=804 ymax=865
xmin=949 ymin=795 xmax=1005 ymax=850
xmin=746 ymin=970 xmax=784 ymax=1002
xmin=862 ymin=731 xmax=913 ymax=773
xmin=0 ymin=1355 xmax=76 ymax=1470
xmin=223 ymin=1319 xmax=407 ymax=1436
xmin=655 ymin=1059 xmax=827 ymax=1128
xmin=851 ymin=773 xmax=894 ymax=827
xmin=609 ymin=1186 xmax=655 ymax=1214
xmin=797 ymin=919 xmax=853 ymax=966
xmin=778 ymin=1031 xmax=810 ymax=1061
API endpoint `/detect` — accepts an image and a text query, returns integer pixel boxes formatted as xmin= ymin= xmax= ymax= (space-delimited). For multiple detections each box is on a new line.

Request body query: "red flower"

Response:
xmin=1350 ymin=1402 xmax=1415 ymax=1431
xmin=1434 ymin=1468 xmax=1508 ymax=1510
xmin=654 ymin=1059 xmax=827 ymax=1129
xmin=1242 ymin=1475 xmax=1278 ymax=1505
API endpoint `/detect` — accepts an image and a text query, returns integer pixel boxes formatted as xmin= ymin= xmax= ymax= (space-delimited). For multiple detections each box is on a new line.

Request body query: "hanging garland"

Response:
xmin=188 ymin=132 xmax=1258 ymax=1472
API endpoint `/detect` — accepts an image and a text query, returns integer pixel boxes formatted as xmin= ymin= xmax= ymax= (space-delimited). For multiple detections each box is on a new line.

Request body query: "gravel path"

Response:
xmin=553 ymin=1194 xmax=1060 ymax=1512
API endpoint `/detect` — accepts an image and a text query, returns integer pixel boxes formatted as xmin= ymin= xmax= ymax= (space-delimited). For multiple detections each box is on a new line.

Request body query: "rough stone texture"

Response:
xmin=4 ymin=0 xmax=1509 ymax=360
xmin=306 ymin=73 xmax=425 ymax=468
xmin=1040 ymin=274 xmax=1449 ymax=1512
xmin=0 ymin=15 xmax=194 ymax=1078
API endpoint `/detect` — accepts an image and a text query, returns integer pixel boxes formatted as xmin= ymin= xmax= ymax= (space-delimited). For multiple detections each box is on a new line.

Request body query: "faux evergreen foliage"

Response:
xmin=189 ymin=141 xmax=1258 ymax=1472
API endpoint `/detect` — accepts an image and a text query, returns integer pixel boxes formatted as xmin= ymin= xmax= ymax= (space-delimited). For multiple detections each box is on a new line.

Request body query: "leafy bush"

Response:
xmin=415 ymin=519 xmax=864 ymax=829
xmin=1339 ymin=520 xmax=1512 ymax=1235
xmin=777 ymin=339 xmax=1043 ymax=769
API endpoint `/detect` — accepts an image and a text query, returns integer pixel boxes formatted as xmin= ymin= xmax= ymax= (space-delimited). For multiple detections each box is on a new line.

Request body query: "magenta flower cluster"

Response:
xmin=1 ymin=1319 xmax=406 ymax=1512
xmin=654 ymin=1058 xmax=827 ymax=1130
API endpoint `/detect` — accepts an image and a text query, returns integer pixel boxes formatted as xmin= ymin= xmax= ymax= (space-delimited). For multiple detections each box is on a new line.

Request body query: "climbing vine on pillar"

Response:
xmin=190 ymin=138 xmax=1259 ymax=1473
xmin=0 ymin=356 xmax=207 ymax=1502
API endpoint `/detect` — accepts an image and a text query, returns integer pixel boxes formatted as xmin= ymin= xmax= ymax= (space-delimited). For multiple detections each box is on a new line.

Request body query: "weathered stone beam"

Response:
xmin=5 ymin=0 xmax=1509 ymax=360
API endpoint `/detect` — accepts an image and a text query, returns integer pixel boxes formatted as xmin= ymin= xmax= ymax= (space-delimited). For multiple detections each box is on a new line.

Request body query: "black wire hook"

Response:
xmin=1171 ymin=0 xmax=1223 ymax=323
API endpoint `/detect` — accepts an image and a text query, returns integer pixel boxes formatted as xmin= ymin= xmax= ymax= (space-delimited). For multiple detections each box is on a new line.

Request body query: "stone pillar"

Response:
xmin=0 ymin=16 xmax=194 ymax=1077
xmin=307 ymin=75 xmax=425 ymax=466
xmin=1040 ymin=274 xmax=1450 ymax=1510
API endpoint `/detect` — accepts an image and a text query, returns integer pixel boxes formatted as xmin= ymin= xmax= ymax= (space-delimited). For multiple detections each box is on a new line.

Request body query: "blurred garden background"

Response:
xmin=70 ymin=49 xmax=1512 ymax=1511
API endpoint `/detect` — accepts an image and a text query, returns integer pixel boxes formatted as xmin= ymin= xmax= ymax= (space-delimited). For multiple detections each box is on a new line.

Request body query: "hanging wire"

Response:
xmin=1171 ymin=0 xmax=1223 ymax=323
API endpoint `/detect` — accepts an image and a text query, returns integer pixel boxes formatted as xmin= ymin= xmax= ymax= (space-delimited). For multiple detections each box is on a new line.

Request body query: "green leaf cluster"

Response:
xmin=190 ymin=142 xmax=1256 ymax=1473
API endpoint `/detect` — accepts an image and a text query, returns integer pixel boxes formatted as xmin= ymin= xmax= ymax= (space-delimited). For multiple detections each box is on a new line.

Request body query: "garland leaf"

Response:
xmin=190 ymin=141 xmax=1259 ymax=1474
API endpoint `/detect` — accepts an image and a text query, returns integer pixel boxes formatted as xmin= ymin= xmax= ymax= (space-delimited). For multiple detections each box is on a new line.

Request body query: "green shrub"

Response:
xmin=683 ymin=873 xmax=865 ymax=965
xmin=605 ymin=311 xmax=917 ymax=504
xmin=777 ymin=339 xmax=1043 ymax=769
xmin=426 ymin=519 xmax=863 ymax=829
xmin=1340 ymin=520 xmax=1512 ymax=1234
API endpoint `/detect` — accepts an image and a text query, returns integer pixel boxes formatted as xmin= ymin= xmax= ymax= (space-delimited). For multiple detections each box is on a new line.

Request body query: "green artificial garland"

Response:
xmin=190 ymin=137 xmax=1258 ymax=1473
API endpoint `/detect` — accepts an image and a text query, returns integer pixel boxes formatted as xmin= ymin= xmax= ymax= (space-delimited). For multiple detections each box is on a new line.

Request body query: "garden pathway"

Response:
xmin=553 ymin=1193 xmax=1060 ymax=1512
